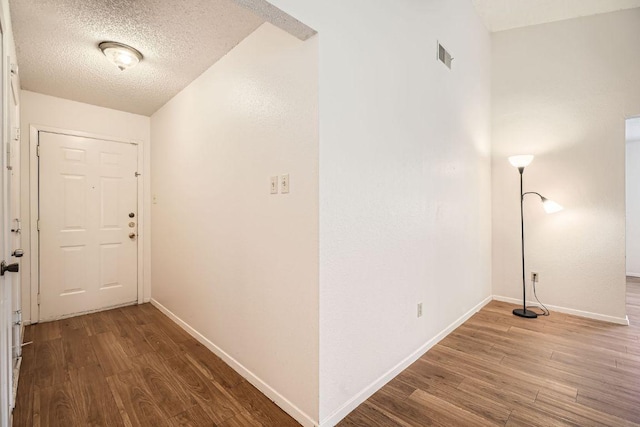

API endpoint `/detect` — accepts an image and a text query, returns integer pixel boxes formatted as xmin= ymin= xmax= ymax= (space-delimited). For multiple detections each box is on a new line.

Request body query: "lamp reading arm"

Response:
xmin=523 ymin=192 xmax=563 ymax=214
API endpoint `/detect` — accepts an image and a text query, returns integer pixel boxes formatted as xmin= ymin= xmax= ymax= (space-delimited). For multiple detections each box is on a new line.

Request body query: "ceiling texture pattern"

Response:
xmin=10 ymin=0 xmax=270 ymax=115
xmin=472 ymin=0 xmax=640 ymax=32
xmin=10 ymin=0 xmax=640 ymax=115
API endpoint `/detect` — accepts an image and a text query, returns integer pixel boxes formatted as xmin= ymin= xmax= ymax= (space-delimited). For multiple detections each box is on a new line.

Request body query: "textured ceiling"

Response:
xmin=472 ymin=0 xmax=640 ymax=32
xmin=9 ymin=0 xmax=313 ymax=116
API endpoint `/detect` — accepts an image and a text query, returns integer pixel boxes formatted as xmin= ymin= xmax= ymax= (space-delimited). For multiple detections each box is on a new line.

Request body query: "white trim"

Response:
xmin=28 ymin=126 xmax=38 ymax=322
xmin=29 ymin=124 xmax=145 ymax=322
xmin=492 ymin=295 xmax=630 ymax=325
xmin=38 ymin=301 xmax=137 ymax=323
xmin=626 ymin=272 xmax=640 ymax=278
xmin=135 ymin=141 xmax=144 ymax=304
xmin=318 ymin=295 xmax=493 ymax=427
xmin=150 ymin=298 xmax=319 ymax=427
xmin=29 ymin=124 xmax=136 ymax=145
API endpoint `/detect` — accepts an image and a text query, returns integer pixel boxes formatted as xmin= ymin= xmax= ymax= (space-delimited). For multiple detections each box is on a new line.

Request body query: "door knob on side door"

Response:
xmin=129 ymin=233 xmax=136 ymax=239
xmin=1 ymin=261 xmax=19 ymax=276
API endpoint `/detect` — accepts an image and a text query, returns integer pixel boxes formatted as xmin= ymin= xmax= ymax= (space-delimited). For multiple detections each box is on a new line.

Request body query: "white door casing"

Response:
xmin=0 ymin=21 xmax=12 ymax=426
xmin=7 ymin=61 xmax=20 ymax=409
xmin=38 ymin=131 xmax=139 ymax=321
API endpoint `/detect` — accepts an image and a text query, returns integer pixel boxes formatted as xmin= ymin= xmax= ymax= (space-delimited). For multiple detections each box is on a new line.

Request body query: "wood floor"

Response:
xmin=339 ymin=277 xmax=640 ymax=427
xmin=14 ymin=280 xmax=640 ymax=426
xmin=13 ymin=303 xmax=300 ymax=427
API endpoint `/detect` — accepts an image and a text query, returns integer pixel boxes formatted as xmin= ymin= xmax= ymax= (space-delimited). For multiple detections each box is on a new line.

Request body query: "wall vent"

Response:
xmin=437 ymin=41 xmax=453 ymax=69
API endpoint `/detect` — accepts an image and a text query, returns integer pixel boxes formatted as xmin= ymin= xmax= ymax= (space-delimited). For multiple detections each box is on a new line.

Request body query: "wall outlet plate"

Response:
xmin=417 ymin=302 xmax=423 ymax=318
xmin=270 ymin=176 xmax=278 ymax=194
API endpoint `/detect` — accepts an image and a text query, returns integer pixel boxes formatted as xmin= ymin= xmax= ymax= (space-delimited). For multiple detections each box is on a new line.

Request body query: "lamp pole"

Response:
xmin=513 ymin=166 xmax=538 ymax=318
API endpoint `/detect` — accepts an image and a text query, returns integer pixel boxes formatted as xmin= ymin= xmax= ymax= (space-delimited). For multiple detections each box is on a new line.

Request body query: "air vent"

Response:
xmin=437 ymin=41 xmax=453 ymax=69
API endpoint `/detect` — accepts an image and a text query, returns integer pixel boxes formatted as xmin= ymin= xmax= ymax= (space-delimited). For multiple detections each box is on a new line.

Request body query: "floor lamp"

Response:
xmin=509 ymin=155 xmax=563 ymax=319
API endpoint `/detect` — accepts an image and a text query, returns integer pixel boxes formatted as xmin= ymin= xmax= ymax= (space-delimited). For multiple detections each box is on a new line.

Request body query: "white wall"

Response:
xmin=627 ymin=118 xmax=640 ymax=276
xmin=492 ymin=9 xmax=640 ymax=323
xmin=150 ymin=23 xmax=319 ymax=425
xmin=19 ymin=90 xmax=151 ymax=323
xmin=257 ymin=0 xmax=492 ymax=424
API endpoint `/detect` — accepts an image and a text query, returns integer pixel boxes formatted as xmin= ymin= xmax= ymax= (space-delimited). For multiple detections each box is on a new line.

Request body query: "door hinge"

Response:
xmin=13 ymin=127 xmax=20 ymax=141
xmin=36 ymin=145 xmax=40 ymax=157
xmin=6 ymin=142 xmax=11 ymax=170
xmin=37 ymin=219 xmax=40 ymax=231
xmin=135 ymin=172 xmax=141 ymax=177
xmin=37 ymin=294 xmax=41 ymax=305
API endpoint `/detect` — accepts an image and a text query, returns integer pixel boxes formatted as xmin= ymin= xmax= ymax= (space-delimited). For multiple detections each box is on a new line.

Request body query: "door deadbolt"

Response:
xmin=129 ymin=212 xmax=135 ymax=218
xmin=129 ymin=233 xmax=136 ymax=239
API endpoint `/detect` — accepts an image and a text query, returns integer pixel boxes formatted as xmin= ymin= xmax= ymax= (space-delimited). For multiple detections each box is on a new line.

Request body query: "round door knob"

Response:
xmin=129 ymin=233 xmax=136 ymax=239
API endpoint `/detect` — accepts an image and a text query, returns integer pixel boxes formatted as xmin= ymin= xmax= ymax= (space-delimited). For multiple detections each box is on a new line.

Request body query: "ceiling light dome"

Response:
xmin=99 ymin=41 xmax=143 ymax=71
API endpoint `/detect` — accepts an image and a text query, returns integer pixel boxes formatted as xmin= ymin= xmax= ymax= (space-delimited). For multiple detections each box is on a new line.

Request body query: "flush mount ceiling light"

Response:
xmin=99 ymin=41 xmax=143 ymax=71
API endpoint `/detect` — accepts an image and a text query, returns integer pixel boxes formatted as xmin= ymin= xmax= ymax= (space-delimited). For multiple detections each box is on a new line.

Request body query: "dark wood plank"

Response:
xmin=179 ymin=340 xmax=244 ymax=389
xmin=89 ymin=331 xmax=133 ymax=376
xmin=338 ymin=402 xmax=410 ymax=427
xmin=60 ymin=326 xmax=98 ymax=370
xmin=164 ymin=355 xmax=243 ymax=424
xmin=37 ymin=381 xmax=83 ymax=427
xmin=68 ymin=363 xmax=125 ymax=426
xmin=111 ymin=313 xmax=153 ymax=358
xmin=13 ymin=371 xmax=35 ymax=427
xmin=32 ymin=320 xmax=62 ymax=342
xmin=408 ymin=388 xmax=499 ymax=427
xmin=140 ymin=322 xmax=181 ymax=360
xmin=216 ymin=411 xmax=262 ymax=427
xmin=106 ymin=370 xmax=170 ymax=427
xmin=228 ymin=381 xmax=299 ymax=427
xmin=34 ymin=339 xmax=69 ymax=388
xmin=170 ymin=405 xmax=216 ymax=427
xmin=129 ymin=352 xmax=197 ymax=418
xmin=83 ymin=311 xmax=117 ymax=336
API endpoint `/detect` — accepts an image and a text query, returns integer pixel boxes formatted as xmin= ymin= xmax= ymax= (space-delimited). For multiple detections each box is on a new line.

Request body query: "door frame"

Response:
xmin=29 ymin=124 xmax=145 ymax=322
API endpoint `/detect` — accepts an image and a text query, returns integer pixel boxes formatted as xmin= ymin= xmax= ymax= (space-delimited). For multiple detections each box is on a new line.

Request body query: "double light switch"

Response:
xmin=271 ymin=174 xmax=290 ymax=194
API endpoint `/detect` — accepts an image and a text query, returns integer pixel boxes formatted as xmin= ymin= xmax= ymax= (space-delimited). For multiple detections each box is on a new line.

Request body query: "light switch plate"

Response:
xmin=270 ymin=176 xmax=278 ymax=194
xmin=281 ymin=174 xmax=290 ymax=194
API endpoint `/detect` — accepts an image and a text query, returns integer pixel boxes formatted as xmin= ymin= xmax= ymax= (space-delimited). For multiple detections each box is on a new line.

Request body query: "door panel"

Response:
xmin=8 ymin=57 xmax=21 ymax=410
xmin=39 ymin=132 xmax=138 ymax=321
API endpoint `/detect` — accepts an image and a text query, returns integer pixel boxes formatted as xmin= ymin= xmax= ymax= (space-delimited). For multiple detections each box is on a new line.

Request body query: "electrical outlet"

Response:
xmin=417 ymin=302 xmax=423 ymax=318
xmin=531 ymin=272 xmax=539 ymax=283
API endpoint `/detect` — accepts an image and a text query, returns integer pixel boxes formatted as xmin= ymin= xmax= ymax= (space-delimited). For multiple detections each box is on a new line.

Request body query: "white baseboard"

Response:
xmin=626 ymin=272 xmax=640 ymax=278
xmin=318 ymin=295 xmax=493 ymax=427
xmin=492 ymin=295 xmax=629 ymax=326
xmin=150 ymin=299 xmax=318 ymax=427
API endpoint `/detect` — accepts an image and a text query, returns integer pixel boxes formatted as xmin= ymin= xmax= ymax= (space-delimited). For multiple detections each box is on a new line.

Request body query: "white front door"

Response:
xmin=0 ymin=22 xmax=13 ymax=427
xmin=38 ymin=132 xmax=138 ymax=321
xmin=8 ymin=63 xmax=21 ymax=409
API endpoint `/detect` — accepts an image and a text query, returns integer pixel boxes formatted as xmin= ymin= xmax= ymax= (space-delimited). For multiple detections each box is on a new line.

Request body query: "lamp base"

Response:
xmin=512 ymin=308 xmax=538 ymax=318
